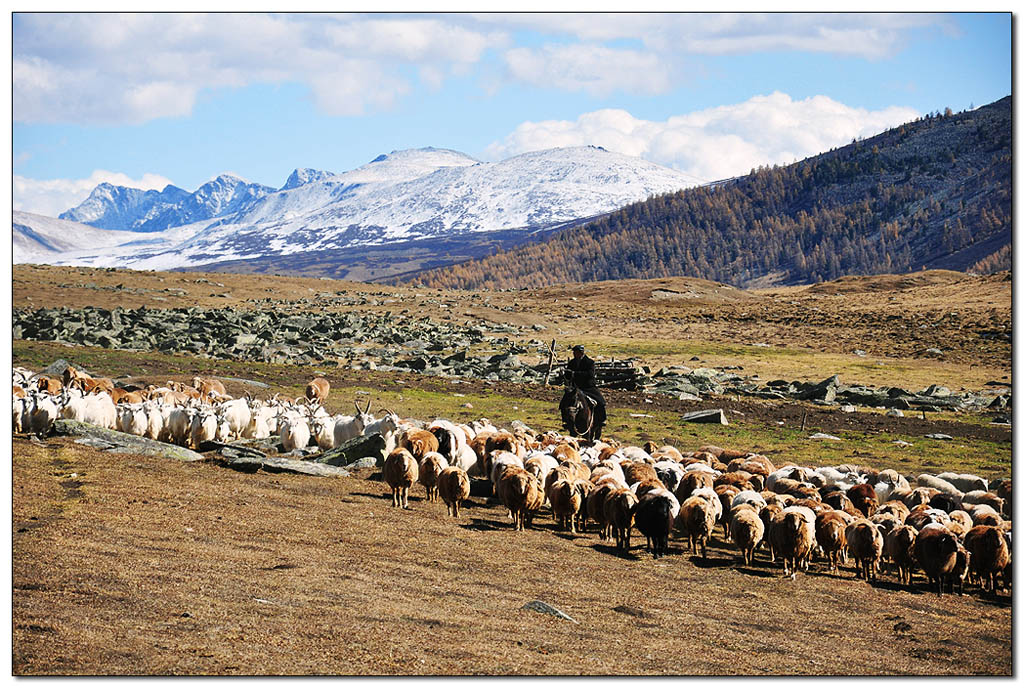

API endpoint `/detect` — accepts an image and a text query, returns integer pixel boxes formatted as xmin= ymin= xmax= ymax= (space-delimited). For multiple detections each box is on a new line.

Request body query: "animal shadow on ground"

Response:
xmin=860 ymin=578 xmax=924 ymax=595
xmin=733 ymin=565 xmax=777 ymax=578
xmin=350 ymin=491 xmax=385 ymax=500
xmin=974 ymin=591 xmax=1012 ymax=609
xmin=462 ymin=518 xmax=506 ymax=532
xmin=689 ymin=555 xmax=735 ymax=568
xmin=592 ymin=543 xmax=640 ymax=560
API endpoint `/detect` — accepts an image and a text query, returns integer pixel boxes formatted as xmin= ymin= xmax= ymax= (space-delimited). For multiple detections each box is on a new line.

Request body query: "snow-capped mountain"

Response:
xmin=17 ymin=146 xmax=698 ymax=273
xmin=59 ymin=174 xmax=275 ymax=232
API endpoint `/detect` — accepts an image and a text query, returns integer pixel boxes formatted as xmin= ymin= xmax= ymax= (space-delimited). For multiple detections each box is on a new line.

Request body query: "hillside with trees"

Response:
xmin=406 ymin=96 xmax=1010 ymax=290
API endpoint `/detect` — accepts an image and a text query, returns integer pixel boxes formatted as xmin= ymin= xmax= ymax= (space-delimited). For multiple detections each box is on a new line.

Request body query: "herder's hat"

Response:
xmin=571 ymin=344 xmax=585 ymax=352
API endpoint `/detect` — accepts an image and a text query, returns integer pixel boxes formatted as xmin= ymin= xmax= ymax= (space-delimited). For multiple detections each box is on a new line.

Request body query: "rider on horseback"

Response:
xmin=559 ymin=344 xmax=606 ymax=440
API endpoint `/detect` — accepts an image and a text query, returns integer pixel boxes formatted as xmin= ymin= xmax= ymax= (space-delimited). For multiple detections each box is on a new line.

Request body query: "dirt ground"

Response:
xmin=10 ymin=264 xmax=1013 ymax=675
xmin=12 ymin=436 xmax=1011 ymax=676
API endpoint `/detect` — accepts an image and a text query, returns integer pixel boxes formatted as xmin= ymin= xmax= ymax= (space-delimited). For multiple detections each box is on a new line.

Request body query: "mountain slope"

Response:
xmin=17 ymin=146 xmax=697 ymax=272
xmin=406 ymin=97 xmax=1011 ymax=290
xmin=59 ymin=175 xmax=276 ymax=232
xmin=13 ymin=211 xmax=175 ymax=264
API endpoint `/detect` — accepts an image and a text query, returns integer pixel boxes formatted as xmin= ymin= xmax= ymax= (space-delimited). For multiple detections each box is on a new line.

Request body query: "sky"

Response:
xmin=11 ymin=11 xmax=1013 ymax=218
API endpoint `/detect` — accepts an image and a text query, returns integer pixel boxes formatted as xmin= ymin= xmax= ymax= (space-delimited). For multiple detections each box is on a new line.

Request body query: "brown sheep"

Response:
xmin=823 ymin=490 xmax=854 ymax=513
xmin=884 ymin=524 xmax=919 ymax=586
xmin=437 ymin=466 xmax=471 ymax=518
xmin=633 ymin=478 xmax=668 ymax=501
xmin=962 ymin=490 xmax=1005 ymax=516
xmin=951 ymin=543 xmax=971 ymax=595
xmin=846 ymin=519 xmax=884 ymax=581
xmin=963 ymin=525 xmax=1010 ymax=593
xmin=948 ymin=509 xmax=974 ymax=532
xmin=995 ymin=479 xmax=1011 ymax=516
xmin=815 ymin=510 xmax=850 ymax=575
xmin=573 ymin=479 xmax=595 ymax=532
xmin=604 ymin=488 xmax=640 ymax=552
xmin=914 ymin=524 xmax=960 ymax=595
xmin=549 ymin=479 xmax=584 ymax=533
xmin=304 ymin=377 xmax=330 ymax=403
xmin=769 ymin=507 xmax=815 ymax=577
xmin=469 ymin=432 xmax=493 ymax=473
xmin=487 ymin=431 xmax=521 ymax=462
xmin=759 ymin=503 xmax=784 ymax=562
xmin=544 ymin=463 xmax=584 ymax=501
xmin=903 ymin=486 xmax=940 ymax=509
xmin=715 ymin=484 xmax=741 ymax=540
xmin=191 ymin=375 xmax=226 ymax=399
xmin=551 ymin=443 xmax=581 ymax=464
xmin=876 ymin=500 xmax=910 ymax=524
xmin=730 ymin=504 xmax=765 ymax=566
xmin=588 ymin=482 xmax=620 ymax=540
xmin=400 ymin=428 xmax=440 ymax=461
xmin=678 ymin=495 xmax=717 ymax=560
xmin=417 ymin=451 xmax=448 ymax=503
xmin=497 ymin=467 xmax=541 ymax=531
xmin=61 ymin=365 xmax=89 ymax=389
xmin=623 ymin=461 xmax=659 ymax=486
xmin=652 ymin=445 xmax=684 ymax=462
xmin=35 ymin=375 xmax=63 ymax=395
xmin=715 ymin=471 xmax=755 ymax=492
xmin=675 ymin=470 xmax=714 ymax=504
xmin=383 ymin=448 xmax=419 ymax=509
xmin=846 ymin=483 xmax=879 ymax=518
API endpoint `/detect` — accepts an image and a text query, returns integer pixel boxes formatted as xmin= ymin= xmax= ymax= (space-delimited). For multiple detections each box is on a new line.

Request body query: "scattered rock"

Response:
xmin=53 ymin=419 xmax=205 ymax=462
xmin=924 ymin=433 xmax=953 ymax=441
xmin=809 ymin=432 xmax=842 ymax=441
xmin=521 ymin=600 xmax=578 ymax=624
xmin=886 ymin=409 xmax=904 ymax=417
xmin=681 ymin=409 xmax=728 ymax=425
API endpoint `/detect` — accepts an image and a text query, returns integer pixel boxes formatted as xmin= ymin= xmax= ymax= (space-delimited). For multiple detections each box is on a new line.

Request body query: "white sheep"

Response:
xmin=916 ymin=473 xmax=964 ymax=498
xmin=117 ymin=403 xmax=149 ymax=437
xmin=189 ymin=406 xmax=219 ymax=449
xmin=280 ymin=412 xmax=311 ymax=452
xmin=27 ymin=392 xmax=60 ymax=435
xmin=310 ymin=414 xmax=338 ymax=449
xmin=166 ymin=406 xmax=195 ymax=446
xmin=215 ymin=398 xmax=252 ymax=442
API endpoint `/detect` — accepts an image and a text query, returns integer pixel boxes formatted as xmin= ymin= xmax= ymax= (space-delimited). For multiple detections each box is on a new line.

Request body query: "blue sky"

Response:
xmin=12 ymin=12 xmax=1012 ymax=217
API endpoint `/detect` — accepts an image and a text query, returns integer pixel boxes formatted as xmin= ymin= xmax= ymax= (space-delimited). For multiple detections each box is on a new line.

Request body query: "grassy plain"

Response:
xmin=11 ymin=264 xmax=1013 ymax=675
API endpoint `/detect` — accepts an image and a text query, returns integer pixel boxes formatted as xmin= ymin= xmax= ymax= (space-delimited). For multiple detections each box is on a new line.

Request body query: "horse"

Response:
xmin=561 ymin=385 xmax=598 ymax=441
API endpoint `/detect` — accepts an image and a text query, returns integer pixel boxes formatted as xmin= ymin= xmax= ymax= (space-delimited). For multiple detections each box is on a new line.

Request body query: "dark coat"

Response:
xmin=563 ymin=354 xmax=598 ymax=390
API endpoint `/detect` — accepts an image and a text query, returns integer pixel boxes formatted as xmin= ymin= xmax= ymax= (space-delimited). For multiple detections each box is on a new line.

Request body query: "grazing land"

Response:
xmin=11 ymin=264 xmax=1012 ymax=675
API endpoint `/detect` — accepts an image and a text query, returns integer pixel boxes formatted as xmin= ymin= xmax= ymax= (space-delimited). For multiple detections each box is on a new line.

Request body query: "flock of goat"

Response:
xmin=12 ymin=367 xmax=395 ymax=453
xmin=13 ymin=365 xmax=1012 ymax=598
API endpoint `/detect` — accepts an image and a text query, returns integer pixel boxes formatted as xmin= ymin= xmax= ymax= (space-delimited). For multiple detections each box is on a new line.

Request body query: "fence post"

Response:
xmin=543 ymin=339 xmax=557 ymax=385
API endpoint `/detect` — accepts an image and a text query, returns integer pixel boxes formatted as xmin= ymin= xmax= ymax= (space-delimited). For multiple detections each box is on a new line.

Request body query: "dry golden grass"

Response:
xmin=11 ymin=264 xmax=1013 ymax=675
xmin=13 ymin=436 xmax=1011 ymax=676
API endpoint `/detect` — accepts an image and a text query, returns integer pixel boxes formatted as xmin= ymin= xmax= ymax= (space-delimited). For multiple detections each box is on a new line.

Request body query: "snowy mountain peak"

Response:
xmin=32 ymin=145 xmax=698 ymax=272
xmin=281 ymin=168 xmax=336 ymax=191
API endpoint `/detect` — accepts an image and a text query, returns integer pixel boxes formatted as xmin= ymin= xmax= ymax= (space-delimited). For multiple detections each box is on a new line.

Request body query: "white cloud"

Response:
xmin=13 ymin=12 xmax=954 ymax=125
xmin=472 ymin=12 xmax=952 ymax=59
xmin=504 ymin=43 xmax=672 ymax=96
xmin=486 ymin=92 xmax=920 ymax=184
xmin=13 ymin=170 xmax=175 ymax=218
xmin=12 ymin=13 xmax=507 ymax=125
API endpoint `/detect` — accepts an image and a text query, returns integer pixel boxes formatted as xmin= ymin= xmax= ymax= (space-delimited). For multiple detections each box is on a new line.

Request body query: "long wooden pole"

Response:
xmin=543 ymin=339 xmax=557 ymax=385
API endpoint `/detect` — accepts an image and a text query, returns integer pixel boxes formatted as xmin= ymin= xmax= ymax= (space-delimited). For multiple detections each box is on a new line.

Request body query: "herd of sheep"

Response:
xmin=382 ymin=417 xmax=1012 ymax=598
xmin=13 ymin=364 xmax=1012 ymax=598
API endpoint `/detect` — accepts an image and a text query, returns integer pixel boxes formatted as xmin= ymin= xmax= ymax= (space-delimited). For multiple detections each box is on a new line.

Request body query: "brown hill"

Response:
xmin=406 ymin=97 xmax=1011 ymax=290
